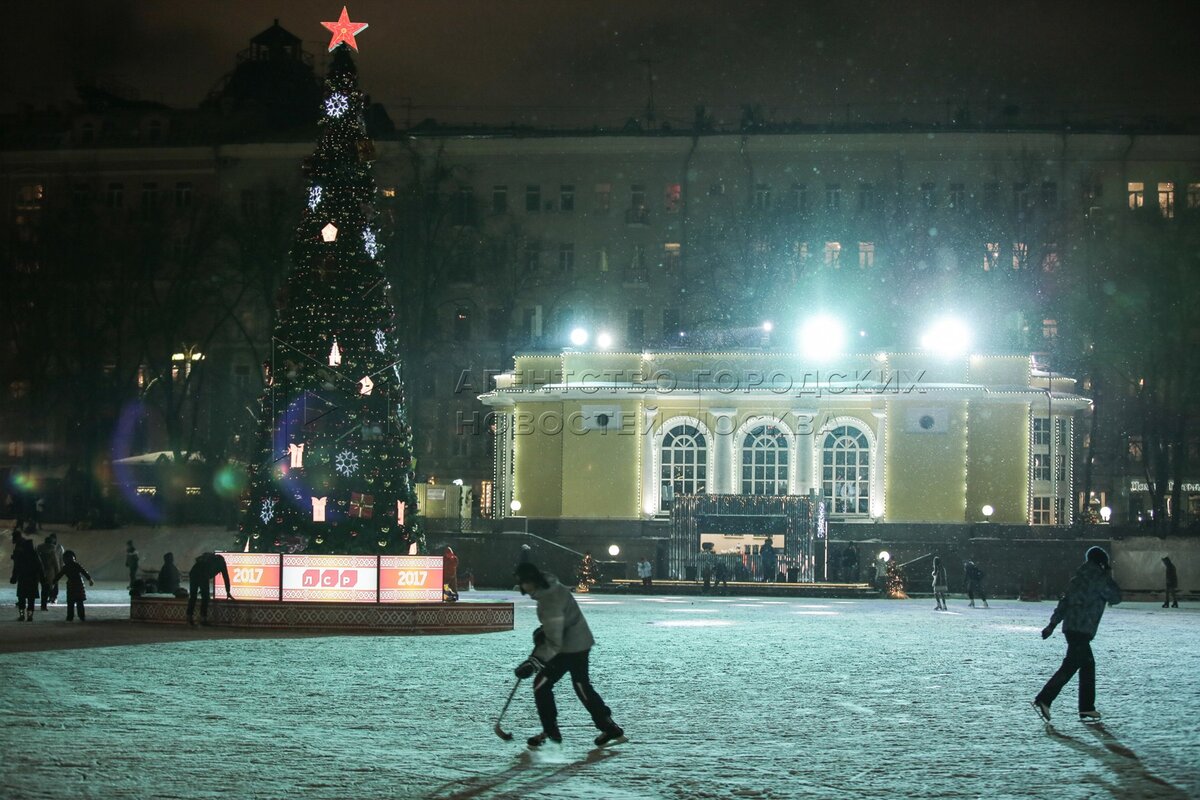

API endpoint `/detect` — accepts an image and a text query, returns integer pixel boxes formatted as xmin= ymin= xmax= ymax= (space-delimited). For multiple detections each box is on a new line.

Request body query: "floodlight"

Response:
xmin=920 ymin=317 xmax=971 ymax=357
xmin=799 ymin=314 xmax=846 ymax=360
xmin=569 ymin=327 xmax=589 ymax=346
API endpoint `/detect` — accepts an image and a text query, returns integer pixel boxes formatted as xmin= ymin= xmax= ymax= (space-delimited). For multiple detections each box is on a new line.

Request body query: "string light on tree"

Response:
xmin=363 ymin=227 xmax=380 ymax=258
xmin=374 ymin=329 xmax=386 ymax=353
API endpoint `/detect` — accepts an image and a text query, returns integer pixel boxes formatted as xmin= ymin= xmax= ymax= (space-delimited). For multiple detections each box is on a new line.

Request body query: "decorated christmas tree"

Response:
xmin=240 ymin=11 xmax=421 ymax=555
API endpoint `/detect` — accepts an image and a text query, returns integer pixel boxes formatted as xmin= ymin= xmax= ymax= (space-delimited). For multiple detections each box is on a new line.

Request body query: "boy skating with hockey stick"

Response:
xmin=514 ymin=562 xmax=624 ymax=749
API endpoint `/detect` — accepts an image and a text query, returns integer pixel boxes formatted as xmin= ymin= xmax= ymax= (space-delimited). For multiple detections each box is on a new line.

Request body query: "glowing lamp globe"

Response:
xmin=799 ymin=314 xmax=846 ymax=360
xmin=510 ymin=500 xmax=522 ymax=513
xmin=569 ymin=327 xmax=589 ymax=347
xmin=596 ymin=331 xmax=613 ymax=349
xmin=607 ymin=544 xmax=620 ymax=557
xmin=920 ymin=317 xmax=971 ymax=357
xmin=981 ymin=504 xmax=995 ymax=519
xmin=878 ymin=551 xmax=891 ymax=563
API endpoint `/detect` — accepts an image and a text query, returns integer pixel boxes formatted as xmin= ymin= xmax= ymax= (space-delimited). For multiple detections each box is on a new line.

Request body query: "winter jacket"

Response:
xmin=1049 ymin=561 xmax=1122 ymax=638
xmin=529 ymin=576 xmax=595 ymax=662
xmin=1164 ymin=561 xmax=1178 ymax=589
xmin=158 ymin=557 xmax=181 ymax=594
xmin=54 ymin=561 xmax=93 ymax=601
xmin=10 ymin=540 xmax=41 ymax=599
xmin=932 ymin=564 xmax=948 ymax=591
xmin=36 ymin=540 xmax=62 ymax=583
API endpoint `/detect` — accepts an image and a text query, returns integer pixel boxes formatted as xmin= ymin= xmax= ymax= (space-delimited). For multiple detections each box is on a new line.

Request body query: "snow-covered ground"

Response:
xmin=1 ymin=586 xmax=1196 ymax=799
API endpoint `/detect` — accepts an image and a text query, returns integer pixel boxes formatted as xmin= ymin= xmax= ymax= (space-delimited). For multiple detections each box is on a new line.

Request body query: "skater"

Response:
xmin=841 ymin=541 xmax=860 ymax=582
xmin=760 ymin=536 xmax=778 ymax=582
xmin=187 ymin=551 xmax=233 ymax=626
xmin=1162 ymin=556 xmax=1178 ymax=608
xmin=964 ymin=560 xmax=989 ymax=608
xmin=713 ymin=559 xmax=730 ymax=595
xmin=932 ymin=556 xmax=949 ymax=610
xmin=443 ymin=546 xmax=459 ymax=602
xmin=637 ymin=557 xmax=652 ymax=587
xmin=513 ymin=562 xmax=624 ymax=749
xmin=36 ymin=533 xmax=63 ymax=609
xmin=157 ymin=552 xmax=181 ymax=595
xmin=124 ymin=540 xmax=139 ymax=589
xmin=53 ymin=550 xmax=94 ymax=622
xmin=10 ymin=535 xmax=41 ymax=621
xmin=1033 ymin=546 xmax=1122 ymax=723
xmin=699 ymin=542 xmax=716 ymax=593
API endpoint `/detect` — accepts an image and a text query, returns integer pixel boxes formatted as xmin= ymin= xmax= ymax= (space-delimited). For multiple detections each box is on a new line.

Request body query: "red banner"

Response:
xmin=380 ymin=555 xmax=443 ymax=602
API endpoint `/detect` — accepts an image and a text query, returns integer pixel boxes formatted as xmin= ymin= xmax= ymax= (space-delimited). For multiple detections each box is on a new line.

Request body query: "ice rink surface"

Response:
xmin=1 ymin=588 xmax=1196 ymax=799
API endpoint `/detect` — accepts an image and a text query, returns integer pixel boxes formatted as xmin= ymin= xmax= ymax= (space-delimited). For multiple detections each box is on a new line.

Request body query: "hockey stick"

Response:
xmin=493 ymin=677 xmax=523 ymax=741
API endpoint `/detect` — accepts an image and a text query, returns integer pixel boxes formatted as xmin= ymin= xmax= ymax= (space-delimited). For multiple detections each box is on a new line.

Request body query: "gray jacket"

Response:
xmin=1049 ymin=561 xmax=1122 ymax=638
xmin=530 ymin=576 xmax=595 ymax=662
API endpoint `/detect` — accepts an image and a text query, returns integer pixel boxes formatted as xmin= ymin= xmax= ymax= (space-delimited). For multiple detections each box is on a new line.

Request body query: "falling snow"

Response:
xmin=0 ymin=590 xmax=1195 ymax=799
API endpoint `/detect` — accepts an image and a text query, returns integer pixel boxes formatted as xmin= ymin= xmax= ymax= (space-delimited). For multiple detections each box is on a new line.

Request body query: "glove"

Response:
xmin=514 ymin=656 xmax=544 ymax=679
xmin=532 ymin=626 xmax=545 ymax=646
xmin=1041 ymin=624 xmax=1056 ymax=640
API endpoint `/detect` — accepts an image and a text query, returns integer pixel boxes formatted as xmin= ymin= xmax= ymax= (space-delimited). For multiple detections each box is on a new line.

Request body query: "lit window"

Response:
xmin=1158 ymin=181 xmax=1175 ymax=219
xmin=1033 ymin=417 xmax=1051 ymax=447
xmin=663 ymin=242 xmax=681 ymax=269
xmin=741 ymin=424 xmax=790 ymax=496
xmin=1187 ymin=183 xmax=1200 ymax=209
xmin=824 ymin=241 xmax=842 ymax=267
xmin=858 ymin=241 xmax=875 ymax=268
xmin=1012 ymin=241 xmax=1028 ymax=270
xmin=794 ymin=241 xmax=810 ymax=265
xmin=1032 ymin=454 xmax=1051 ymax=482
xmin=660 ymin=422 xmax=708 ymax=511
xmin=1127 ymin=181 xmax=1144 ymax=209
xmin=381 ymin=187 xmax=396 ymax=198
xmin=1042 ymin=318 xmax=1058 ymax=339
xmin=983 ymin=242 xmax=1000 ymax=271
xmin=822 ymin=426 xmax=871 ymax=516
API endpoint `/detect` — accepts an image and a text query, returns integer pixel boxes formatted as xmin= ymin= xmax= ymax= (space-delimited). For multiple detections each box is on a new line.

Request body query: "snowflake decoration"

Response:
xmin=375 ymin=329 xmax=387 ymax=353
xmin=334 ymin=449 xmax=359 ymax=477
xmin=308 ymin=185 xmax=322 ymax=211
xmin=259 ymin=497 xmax=277 ymax=525
xmin=325 ymin=93 xmax=349 ymax=118
xmin=363 ymin=228 xmax=380 ymax=259
xmin=392 ymin=362 xmax=402 ymax=383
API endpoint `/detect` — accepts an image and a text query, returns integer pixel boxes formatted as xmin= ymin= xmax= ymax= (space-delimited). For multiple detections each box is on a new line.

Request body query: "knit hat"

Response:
xmin=514 ymin=562 xmax=544 ymax=583
xmin=1085 ymin=546 xmax=1110 ymax=568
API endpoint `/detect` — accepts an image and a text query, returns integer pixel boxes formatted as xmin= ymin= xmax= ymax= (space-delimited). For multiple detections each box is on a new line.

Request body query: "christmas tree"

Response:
xmin=239 ymin=18 xmax=421 ymax=555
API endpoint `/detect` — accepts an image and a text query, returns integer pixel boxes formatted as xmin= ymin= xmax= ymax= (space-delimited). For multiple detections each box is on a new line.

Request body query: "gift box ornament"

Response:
xmin=349 ymin=492 xmax=375 ymax=518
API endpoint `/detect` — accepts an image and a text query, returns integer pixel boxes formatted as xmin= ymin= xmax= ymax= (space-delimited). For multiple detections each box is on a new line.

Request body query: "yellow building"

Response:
xmin=481 ymin=349 xmax=1088 ymax=533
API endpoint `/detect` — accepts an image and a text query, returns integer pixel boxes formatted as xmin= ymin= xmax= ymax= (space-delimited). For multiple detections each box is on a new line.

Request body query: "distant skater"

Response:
xmin=964 ymin=560 xmax=989 ymax=608
xmin=1033 ymin=546 xmax=1122 ymax=723
xmin=53 ymin=550 xmax=94 ymax=622
xmin=932 ymin=556 xmax=949 ymax=611
xmin=36 ymin=534 xmax=63 ymax=609
xmin=443 ymin=546 xmax=459 ymax=602
xmin=760 ymin=537 xmax=778 ymax=582
xmin=638 ymin=558 xmax=652 ymax=588
xmin=1162 ymin=557 xmax=1178 ymax=608
xmin=124 ymin=540 xmax=139 ymax=589
xmin=187 ymin=552 xmax=233 ymax=626
xmin=713 ymin=559 xmax=730 ymax=595
xmin=513 ymin=562 xmax=624 ymax=749
xmin=10 ymin=535 xmax=41 ymax=621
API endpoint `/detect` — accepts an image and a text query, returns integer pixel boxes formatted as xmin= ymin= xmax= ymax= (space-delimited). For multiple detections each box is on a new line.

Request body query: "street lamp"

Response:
xmin=1100 ymin=506 xmax=1112 ymax=523
xmin=510 ymin=499 xmax=527 ymax=534
xmin=596 ymin=331 xmax=613 ymax=349
xmin=981 ymin=504 xmax=994 ymax=521
xmin=920 ymin=317 xmax=971 ymax=358
xmin=608 ymin=544 xmax=620 ymax=557
xmin=569 ymin=327 xmax=589 ymax=347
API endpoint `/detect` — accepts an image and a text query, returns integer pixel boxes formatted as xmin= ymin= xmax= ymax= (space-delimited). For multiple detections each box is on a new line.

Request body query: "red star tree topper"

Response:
xmin=321 ymin=6 xmax=368 ymax=51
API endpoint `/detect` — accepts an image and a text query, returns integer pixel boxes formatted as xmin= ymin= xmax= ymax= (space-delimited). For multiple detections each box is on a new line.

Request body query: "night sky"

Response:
xmin=4 ymin=1 xmax=1195 ymax=128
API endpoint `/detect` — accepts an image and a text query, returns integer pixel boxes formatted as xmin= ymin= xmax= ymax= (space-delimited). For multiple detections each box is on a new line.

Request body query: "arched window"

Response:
xmin=660 ymin=422 xmax=708 ymax=512
xmin=821 ymin=425 xmax=871 ymax=515
xmin=741 ymin=424 xmax=789 ymax=495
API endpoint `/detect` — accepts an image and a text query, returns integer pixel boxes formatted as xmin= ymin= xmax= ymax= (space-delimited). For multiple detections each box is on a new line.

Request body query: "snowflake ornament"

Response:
xmin=259 ymin=497 xmax=277 ymax=525
xmin=308 ymin=185 xmax=323 ymax=211
xmin=325 ymin=93 xmax=350 ymax=118
xmin=334 ymin=449 xmax=359 ymax=477
xmin=374 ymin=329 xmax=387 ymax=353
xmin=363 ymin=228 xmax=379 ymax=259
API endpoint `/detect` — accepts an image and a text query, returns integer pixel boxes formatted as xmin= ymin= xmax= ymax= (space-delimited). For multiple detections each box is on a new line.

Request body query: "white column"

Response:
xmin=711 ymin=408 xmax=737 ymax=494
xmin=793 ymin=408 xmax=818 ymax=494
xmin=872 ymin=408 xmax=888 ymax=520
xmin=641 ymin=406 xmax=659 ymax=515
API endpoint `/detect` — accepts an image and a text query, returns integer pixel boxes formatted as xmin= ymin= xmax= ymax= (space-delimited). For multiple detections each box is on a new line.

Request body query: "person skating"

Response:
xmin=932 ymin=556 xmax=949 ymax=610
xmin=53 ymin=550 xmax=94 ymax=622
xmin=187 ymin=552 xmax=233 ymax=626
xmin=10 ymin=535 xmax=41 ymax=621
xmin=443 ymin=546 xmax=459 ymax=602
xmin=36 ymin=533 xmax=63 ymax=609
xmin=513 ymin=562 xmax=624 ymax=749
xmin=760 ymin=536 xmax=778 ymax=582
xmin=124 ymin=540 xmax=139 ymax=589
xmin=1162 ymin=556 xmax=1179 ymax=608
xmin=964 ymin=560 xmax=989 ymax=608
xmin=699 ymin=543 xmax=716 ymax=593
xmin=1033 ymin=546 xmax=1122 ymax=723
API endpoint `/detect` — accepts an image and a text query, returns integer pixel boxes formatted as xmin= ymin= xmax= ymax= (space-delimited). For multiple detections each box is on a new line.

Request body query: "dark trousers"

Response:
xmin=67 ymin=599 xmax=85 ymax=621
xmin=40 ymin=580 xmax=58 ymax=609
xmin=532 ymin=649 xmax=613 ymax=737
xmin=1036 ymin=632 xmax=1096 ymax=712
xmin=1164 ymin=586 xmax=1178 ymax=605
xmin=967 ymin=581 xmax=986 ymax=603
xmin=187 ymin=580 xmax=210 ymax=621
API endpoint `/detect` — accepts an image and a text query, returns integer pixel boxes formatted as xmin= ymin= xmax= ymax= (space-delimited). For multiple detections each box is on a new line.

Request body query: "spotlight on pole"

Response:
xmin=762 ymin=321 xmax=774 ymax=332
xmin=920 ymin=317 xmax=971 ymax=357
xmin=799 ymin=314 xmax=846 ymax=360
xmin=596 ymin=331 xmax=613 ymax=349
xmin=569 ymin=327 xmax=589 ymax=347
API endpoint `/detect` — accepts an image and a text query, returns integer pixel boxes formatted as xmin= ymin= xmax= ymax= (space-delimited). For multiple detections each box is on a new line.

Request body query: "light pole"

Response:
xmin=510 ymin=499 xmax=527 ymax=535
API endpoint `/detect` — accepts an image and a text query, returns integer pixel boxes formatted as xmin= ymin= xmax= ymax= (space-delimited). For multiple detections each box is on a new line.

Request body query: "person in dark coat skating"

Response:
xmin=124 ymin=540 xmax=139 ymax=589
xmin=760 ymin=537 xmax=778 ymax=582
xmin=513 ymin=562 xmax=624 ymax=749
xmin=10 ymin=535 xmax=41 ymax=621
xmin=1162 ymin=556 xmax=1179 ymax=608
xmin=963 ymin=560 xmax=989 ymax=608
xmin=187 ymin=552 xmax=233 ymax=626
xmin=1033 ymin=546 xmax=1122 ymax=722
xmin=53 ymin=550 xmax=94 ymax=621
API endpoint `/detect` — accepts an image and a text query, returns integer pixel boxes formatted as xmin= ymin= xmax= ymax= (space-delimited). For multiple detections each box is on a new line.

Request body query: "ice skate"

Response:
xmin=526 ymin=731 xmax=562 ymax=749
xmin=1079 ymin=710 xmax=1102 ymax=722
xmin=1163 ymin=602 xmax=1169 ymax=608
xmin=968 ymin=601 xmax=975 ymax=608
xmin=594 ymin=724 xmax=626 ymax=747
xmin=1171 ymin=602 xmax=1179 ymax=608
xmin=18 ymin=610 xmax=25 ymax=621
xmin=1032 ymin=700 xmax=1051 ymax=722
xmin=982 ymin=601 xmax=989 ymax=608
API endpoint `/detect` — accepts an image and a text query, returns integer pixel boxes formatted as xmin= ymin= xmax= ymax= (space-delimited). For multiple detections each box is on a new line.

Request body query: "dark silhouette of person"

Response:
xmin=187 ymin=552 xmax=233 ymax=626
xmin=124 ymin=540 xmax=140 ymax=589
xmin=761 ymin=537 xmax=778 ymax=582
xmin=443 ymin=546 xmax=459 ymax=602
xmin=53 ymin=550 xmax=94 ymax=622
xmin=36 ymin=534 xmax=63 ymax=609
xmin=842 ymin=541 xmax=860 ymax=582
xmin=158 ymin=552 xmax=181 ymax=595
xmin=1162 ymin=556 xmax=1178 ymax=608
xmin=10 ymin=535 xmax=41 ymax=621
xmin=1033 ymin=546 xmax=1121 ymax=723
